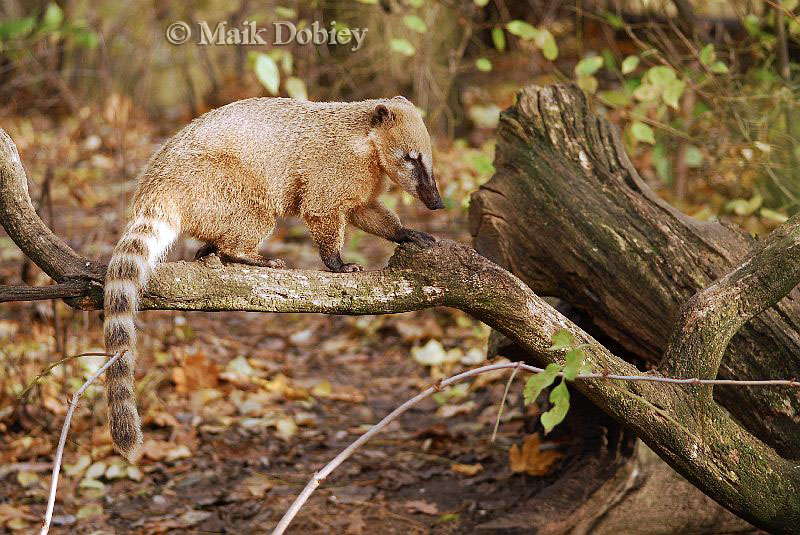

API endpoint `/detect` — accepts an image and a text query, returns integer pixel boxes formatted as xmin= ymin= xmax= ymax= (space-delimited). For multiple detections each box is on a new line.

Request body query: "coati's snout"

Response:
xmin=371 ymin=98 xmax=443 ymax=210
xmin=411 ymin=157 xmax=444 ymax=210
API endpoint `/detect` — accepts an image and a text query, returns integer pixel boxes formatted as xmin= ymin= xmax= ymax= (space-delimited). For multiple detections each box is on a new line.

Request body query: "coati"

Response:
xmin=104 ymin=96 xmax=443 ymax=461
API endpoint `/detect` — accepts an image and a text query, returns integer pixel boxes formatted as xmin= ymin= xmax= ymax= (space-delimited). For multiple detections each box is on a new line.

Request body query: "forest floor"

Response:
xmin=0 ymin=112 xmax=568 ymax=534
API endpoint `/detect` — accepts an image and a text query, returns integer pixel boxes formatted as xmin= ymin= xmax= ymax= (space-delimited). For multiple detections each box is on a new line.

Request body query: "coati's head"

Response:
xmin=369 ymin=96 xmax=444 ymax=210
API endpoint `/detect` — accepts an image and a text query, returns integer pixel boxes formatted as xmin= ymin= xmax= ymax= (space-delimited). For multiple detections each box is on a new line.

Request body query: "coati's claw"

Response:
xmin=338 ymin=263 xmax=363 ymax=273
xmin=194 ymin=243 xmax=218 ymax=260
xmin=397 ymin=228 xmax=437 ymax=247
xmin=265 ymin=258 xmax=286 ymax=269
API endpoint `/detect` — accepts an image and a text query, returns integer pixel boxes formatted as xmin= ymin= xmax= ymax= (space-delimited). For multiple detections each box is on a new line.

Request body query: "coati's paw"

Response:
xmin=264 ymin=258 xmax=286 ymax=269
xmin=194 ymin=243 xmax=219 ymax=261
xmin=398 ymin=229 xmax=437 ymax=247
xmin=336 ymin=263 xmax=363 ymax=273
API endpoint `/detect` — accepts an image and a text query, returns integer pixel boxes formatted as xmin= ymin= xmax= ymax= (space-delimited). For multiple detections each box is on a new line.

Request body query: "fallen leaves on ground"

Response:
xmin=508 ymin=433 xmax=561 ymax=476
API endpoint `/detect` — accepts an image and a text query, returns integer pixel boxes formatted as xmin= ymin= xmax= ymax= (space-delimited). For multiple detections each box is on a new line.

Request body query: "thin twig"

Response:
xmin=18 ymin=352 xmax=114 ymax=402
xmin=40 ymin=351 xmax=123 ymax=535
xmin=491 ymin=361 xmax=522 ymax=442
xmin=270 ymin=360 xmax=799 ymax=534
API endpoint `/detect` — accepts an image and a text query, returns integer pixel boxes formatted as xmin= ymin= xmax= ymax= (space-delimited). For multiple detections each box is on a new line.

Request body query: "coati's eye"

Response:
xmin=403 ymin=153 xmax=414 ymax=161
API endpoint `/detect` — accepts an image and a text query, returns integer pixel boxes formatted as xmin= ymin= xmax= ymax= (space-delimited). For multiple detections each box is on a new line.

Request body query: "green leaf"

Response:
xmin=492 ymin=27 xmax=506 ymax=51
xmin=725 ymin=194 xmax=762 ymax=216
xmin=408 ymin=0 xmax=424 ymax=6
xmin=474 ymin=0 xmax=490 ymax=6
xmin=646 ymin=65 xmax=676 ymax=87
xmin=577 ymin=75 xmax=598 ymax=94
xmin=653 ymin=141 xmax=670 ymax=183
xmin=562 ymin=348 xmax=586 ymax=381
xmin=548 ymin=328 xmax=574 ymax=350
xmin=743 ymin=13 xmax=760 ymax=37
xmin=468 ymin=152 xmax=495 ymax=175
xmin=605 ymin=11 xmax=624 ymax=29
xmin=633 ymin=83 xmax=661 ymax=102
xmin=598 ymin=89 xmax=632 ymax=107
xmin=760 ymin=208 xmax=789 ymax=223
xmin=42 ymin=3 xmax=64 ymax=30
xmin=621 ymin=55 xmax=639 ymax=74
xmin=662 ymin=78 xmax=685 ymax=109
xmin=536 ymin=28 xmax=558 ymax=60
xmin=523 ymin=363 xmax=560 ymax=405
xmin=575 ymin=56 xmax=603 ymax=77
xmin=475 ymin=57 xmax=492 ymax=72
xmin=285 ymin=77 xmax=308 ymax=100
xmin=710 ymin=61 xmax=728 ymax=74
xmin=403 ymin=14 xmax=427 ymax=33
xmin=71 ymin=26 xmax=99 ymax=49
xmin=684 ymin=145 xmax=703 ymax=167
xmin=541 ymin=380 xmax=570 ymax=433
xmin=390 ymin=38 xmax=416 ymax=57
xmin=254 ymin=53 xmax=280 ymax=95
xmin=699 ymin=44 xmax=715 ymax=66
xmin=0 ymin=16 xmax=35 ymax=40
xmin=275 ymin=6 xmax=297 ymax=19
xmin=506 ymin=20 xmax=539 ymax=41
xmin=631 ymin=121 xmax=655 ymax=144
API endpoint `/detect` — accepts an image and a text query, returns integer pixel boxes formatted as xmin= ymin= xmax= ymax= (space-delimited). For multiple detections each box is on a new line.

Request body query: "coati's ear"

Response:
xmin=371 ymin=104 xmax=394 ymax=127
xmin=392 ymin=95 xmax=410 ymax=103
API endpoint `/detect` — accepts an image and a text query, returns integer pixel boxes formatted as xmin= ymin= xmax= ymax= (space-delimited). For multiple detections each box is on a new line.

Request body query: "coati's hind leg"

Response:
xmin=194 ymin=241 xmax=284 ymax=267
xmin=212 ymin=216 xmax=286 ymax=268
xmin=305 ymin=212 xmax=362 ymax=272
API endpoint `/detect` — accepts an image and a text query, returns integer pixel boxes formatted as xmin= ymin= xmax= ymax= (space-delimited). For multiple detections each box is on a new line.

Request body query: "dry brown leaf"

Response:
xmin=451 ymin=463 xmax=483 ymax=476
xmin=404 ymin=500 xmax=439 ymax=515
xmin=141 ymin=440 xmax=192 ymax=462
xmin=242 ymin=473 xmax=273 ymax=497
xmin=325 ymin=385 xmax=366 ymax=403
xmin=172 ymin=353 xmax=220 ymax=394
xmin=508 ymin=433 xmax=561 ymax=476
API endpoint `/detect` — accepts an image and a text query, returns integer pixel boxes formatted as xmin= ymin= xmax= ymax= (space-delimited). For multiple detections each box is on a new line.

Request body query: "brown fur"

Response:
xmin=104 ymin=96 xmax=442 ymax=460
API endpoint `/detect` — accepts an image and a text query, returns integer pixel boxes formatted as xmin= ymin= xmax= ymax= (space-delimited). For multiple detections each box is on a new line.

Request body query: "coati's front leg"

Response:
xmin=305 ymin=212 xmax=363 ymax=272
xmin=350 ymin=202 xmax=437 ymax=247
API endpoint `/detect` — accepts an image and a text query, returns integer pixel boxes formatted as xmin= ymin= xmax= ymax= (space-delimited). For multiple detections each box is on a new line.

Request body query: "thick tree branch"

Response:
xmin=2 ymin=113 xmax=800 ymax=531
xmin=0 ymin=282 xmax=91 ymax=303
xmin=664 ymin=214 xmax=800 ymax=392
xmin=470 ymin=84 xmax=800 ymax=457
xmin=0 ymin=128 xmax=104 ymax=285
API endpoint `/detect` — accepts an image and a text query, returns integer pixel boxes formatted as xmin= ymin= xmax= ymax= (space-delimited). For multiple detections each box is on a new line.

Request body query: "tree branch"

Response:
xmin=0 ymin=282 xmax=91 ymax=303
xmin=664 ymin=213 xmax=800 ymax=394
xmin=0 ymin=128 xmax=104 ymax=285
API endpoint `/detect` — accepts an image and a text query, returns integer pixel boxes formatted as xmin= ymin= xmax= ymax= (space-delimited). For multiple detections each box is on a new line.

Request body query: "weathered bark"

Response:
xmin=3 ymin=103 xmax=800 ymax=532
xmin=0 ymin=282 xmax=90 ymax=303
xmin=470 ymin=84 xmax=800 ymax=458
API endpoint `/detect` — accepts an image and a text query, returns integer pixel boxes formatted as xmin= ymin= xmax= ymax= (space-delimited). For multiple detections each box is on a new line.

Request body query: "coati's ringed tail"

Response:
xmin=104 ymin=215 xmax=178 ymax=461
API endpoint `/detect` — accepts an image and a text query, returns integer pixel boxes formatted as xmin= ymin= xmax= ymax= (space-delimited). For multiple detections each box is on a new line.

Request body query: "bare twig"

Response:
xmin=492 ymin=361 xmax=522 ymax=442
xmin=17 ymin=352 xmax=115 ymax=402
xmin=40 ymin=351 xmax=123 ymax=535
xmin=271 ymin=360 xmax=800 ymax=534
xmin=0 ymin=282 xmax=90 ymax=303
